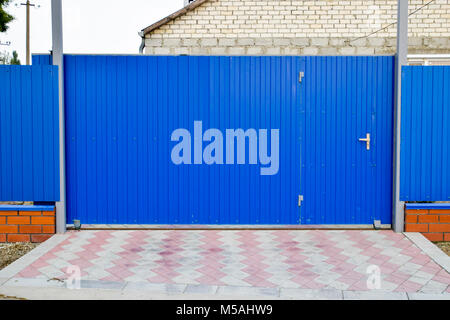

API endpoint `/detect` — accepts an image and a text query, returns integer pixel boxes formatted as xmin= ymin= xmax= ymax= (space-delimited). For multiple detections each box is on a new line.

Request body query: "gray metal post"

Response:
xmin=393 ymin=0 xmax=408 ymax=233
xmin=52 ymin=0 xmax=66 ymax=233
xmin=26 ymin=0 xmax=30 ymax=65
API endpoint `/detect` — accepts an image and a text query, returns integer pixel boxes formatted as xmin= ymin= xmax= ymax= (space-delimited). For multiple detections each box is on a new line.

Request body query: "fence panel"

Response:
xmin=32 ymin=54 xmax=52 ymax=66
xmin=401 ymin=66 xmax=450 ymax=201
xmin=0 ymin=66 xmax=60 ymax=201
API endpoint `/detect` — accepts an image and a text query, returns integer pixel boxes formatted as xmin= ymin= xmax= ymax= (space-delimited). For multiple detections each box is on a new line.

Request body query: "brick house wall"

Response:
xmin=143 ymin=0 xmax=450 ymax=55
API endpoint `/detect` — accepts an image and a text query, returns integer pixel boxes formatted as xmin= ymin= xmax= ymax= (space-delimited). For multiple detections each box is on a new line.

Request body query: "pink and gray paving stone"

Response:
xmin=1 ymin=230 xmax=450 ymax=299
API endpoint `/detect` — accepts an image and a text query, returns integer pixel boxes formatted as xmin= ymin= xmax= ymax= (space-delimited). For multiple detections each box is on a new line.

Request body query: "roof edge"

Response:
xmin=141 ymin=0 xmax=210 ymax=36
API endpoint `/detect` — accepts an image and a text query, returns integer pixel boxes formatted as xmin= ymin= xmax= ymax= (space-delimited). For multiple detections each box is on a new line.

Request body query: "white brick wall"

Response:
xmin=144 ymin=0 xmax=450 ymax=55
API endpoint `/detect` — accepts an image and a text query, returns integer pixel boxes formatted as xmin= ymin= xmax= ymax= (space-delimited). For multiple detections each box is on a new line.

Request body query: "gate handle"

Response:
xmin=359 ymin=133 xmax=371 ymax=150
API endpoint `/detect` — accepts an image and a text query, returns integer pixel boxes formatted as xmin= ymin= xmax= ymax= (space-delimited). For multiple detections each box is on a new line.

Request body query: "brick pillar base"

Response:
xmin=0 ymin=207 xmax=56 ymax=243
xmin=405 ymin=207 xmax=450 ymax=242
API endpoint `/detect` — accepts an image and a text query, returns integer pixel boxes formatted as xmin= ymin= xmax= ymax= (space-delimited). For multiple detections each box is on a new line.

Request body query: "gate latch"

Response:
xmin=299 ymin=72 xmax=304 ymax=83
xmin=298 ymin=195 xmax=304 ymax=207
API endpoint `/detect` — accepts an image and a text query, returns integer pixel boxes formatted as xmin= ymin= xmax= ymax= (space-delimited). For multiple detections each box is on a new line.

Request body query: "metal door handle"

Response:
xmin=359 ymin=133 xmax=371 ymax=150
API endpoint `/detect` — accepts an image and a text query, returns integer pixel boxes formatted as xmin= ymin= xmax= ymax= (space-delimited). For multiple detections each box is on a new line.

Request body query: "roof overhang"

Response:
xmin=141 ymin=0 xmax=210 ymax=36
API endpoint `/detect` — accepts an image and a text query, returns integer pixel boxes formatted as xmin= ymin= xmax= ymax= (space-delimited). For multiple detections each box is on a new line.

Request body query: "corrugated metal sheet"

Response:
xmin=32 ymin=54 xmax=52 ymax=66
xmin=300 ymin=57 xmax=395 ymax=224
xmin=65 ymin=55 xmax=303 ymax=224
xmin=401 ymin=66 xmax=450 ymax=201
xmin=64 ymin=55 xmax=394 ymax=225
xmin=0 ymin=66 xmax=60 ymax=201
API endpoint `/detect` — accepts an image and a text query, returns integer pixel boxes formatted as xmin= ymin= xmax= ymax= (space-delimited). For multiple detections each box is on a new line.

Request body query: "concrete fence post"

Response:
xmin=393 ymin=0 xmax=408 ymax=232
xmin=51 ymin=0 xmax=66 ymax=233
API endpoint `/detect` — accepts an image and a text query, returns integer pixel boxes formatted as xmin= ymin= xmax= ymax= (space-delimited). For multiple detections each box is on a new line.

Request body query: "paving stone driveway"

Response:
xmin=1 ymin=230 xmax=450 ymax=296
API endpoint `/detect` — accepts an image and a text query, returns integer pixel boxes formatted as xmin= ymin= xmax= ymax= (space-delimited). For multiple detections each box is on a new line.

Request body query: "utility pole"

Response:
xmin=19 ymin=0 xmax=37 ymax=65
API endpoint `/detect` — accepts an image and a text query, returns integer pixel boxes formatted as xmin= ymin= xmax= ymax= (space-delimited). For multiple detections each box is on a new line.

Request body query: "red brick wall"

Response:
xmin=405 ymin=208 xmax=450 ymax=242
xmin=0 ymin=208 xmax=56 ymax=243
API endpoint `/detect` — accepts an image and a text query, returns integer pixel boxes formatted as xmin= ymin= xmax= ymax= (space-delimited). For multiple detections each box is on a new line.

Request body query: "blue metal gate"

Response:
xmin=300 ymin=57 xmax=395 ymax=225
xmin=63 ymin=55 xmax=394 ymax=225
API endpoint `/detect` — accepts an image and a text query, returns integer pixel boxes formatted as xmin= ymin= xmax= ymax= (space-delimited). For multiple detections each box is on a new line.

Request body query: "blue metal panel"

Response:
xmin=65 ymin=56 xmax=303 ymax=224
xmin=64 ymin=55 xmax=394 ymax=225
xmin=401 ymin=66 xmax=450 ymax=201
xmin=0 ymin=66 xmax=60 ymax=201
xmin=300 ymin=56 xmax=395 ymax=224
xmin=32 ymin=54 xmax=52 ymax=66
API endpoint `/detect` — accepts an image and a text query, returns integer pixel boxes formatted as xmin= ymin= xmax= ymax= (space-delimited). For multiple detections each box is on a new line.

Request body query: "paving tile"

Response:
xmin=79 ymin=280 xmax=126 ymax=290
xmin=408 ymin=276 xmax=432 ymax=286
xmin=185 ymin=284 xmax=218 ymax=294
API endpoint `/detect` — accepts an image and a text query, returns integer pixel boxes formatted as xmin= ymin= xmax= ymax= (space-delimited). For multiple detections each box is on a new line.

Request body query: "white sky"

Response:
xmin=0 ymin=0 xmax=184 ymax=63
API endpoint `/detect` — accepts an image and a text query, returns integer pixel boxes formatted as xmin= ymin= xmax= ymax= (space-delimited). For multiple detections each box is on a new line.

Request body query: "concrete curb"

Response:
xmin=404 ymin=232 xmax=450 ymax=273
xmin=123 ymin=282 xmax=187 ymax=295
xmin=280 ymin=288 xmax=343 ymax=300
xmin=1 ymin=281 xmax=450 ymax=300
xmin=0 ymin=234 xmax=68 ymax=279
xmin=407 ymin=292 xmax=450 ymax=300
xmin=343 ymin=291 xmax=408 ymax=300
xmin=4 ymin=277 xmax=66 ymax=288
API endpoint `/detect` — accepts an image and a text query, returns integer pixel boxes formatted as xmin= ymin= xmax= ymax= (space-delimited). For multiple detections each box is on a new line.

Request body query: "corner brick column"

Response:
xmin=0 ymin=208 xmax=56 ymax=243
xmin=405 ymin=206 xmax=450 ymax=242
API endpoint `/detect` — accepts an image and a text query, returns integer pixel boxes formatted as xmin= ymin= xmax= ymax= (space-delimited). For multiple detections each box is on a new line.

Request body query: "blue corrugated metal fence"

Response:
xmin=20 ymin=55 xmax=448 ymax=224
xmin=32 ymin=54 xmax=53 ymax=66
xmin=0 ymin=66 xmax=60 ymax=201
xmin=63 ymin=55 xmax=394 ymax=225
xmin=401 ymin=66 xmax=450 ymax=201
